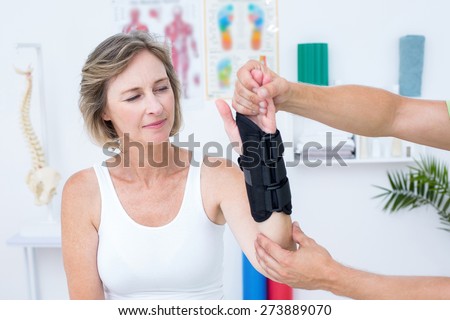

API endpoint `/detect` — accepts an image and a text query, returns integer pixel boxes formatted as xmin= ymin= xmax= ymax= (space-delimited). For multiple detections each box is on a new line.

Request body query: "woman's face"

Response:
xmin=104 ymin=50 xmax=175 ymax=146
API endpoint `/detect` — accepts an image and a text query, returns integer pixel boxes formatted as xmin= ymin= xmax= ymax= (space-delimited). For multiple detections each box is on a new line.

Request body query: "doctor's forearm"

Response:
xmin=327 ymin=263 xmax=450 ymax=299
xmin=280 ymin=83 xmax=400 ymax=137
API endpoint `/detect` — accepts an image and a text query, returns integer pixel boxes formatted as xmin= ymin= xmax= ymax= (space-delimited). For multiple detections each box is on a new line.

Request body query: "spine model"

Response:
xmin=16 ymin=67 xmax=60 ymax=205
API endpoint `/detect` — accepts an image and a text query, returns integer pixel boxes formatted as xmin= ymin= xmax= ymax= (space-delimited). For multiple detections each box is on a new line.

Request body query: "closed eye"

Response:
xmin=154 ymin=86 xmax=169 ymax=93
xmin=125 ymin=94 xmax=140 ymax=102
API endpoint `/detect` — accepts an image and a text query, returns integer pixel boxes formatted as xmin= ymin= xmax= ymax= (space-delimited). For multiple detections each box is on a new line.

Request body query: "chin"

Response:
xmin=144 ymin=133 xmax=171 ymax=146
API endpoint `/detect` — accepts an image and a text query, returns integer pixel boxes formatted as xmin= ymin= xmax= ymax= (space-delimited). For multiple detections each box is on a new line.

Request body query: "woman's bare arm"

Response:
xmin=61 ymin=169 xmax=105 ymax=299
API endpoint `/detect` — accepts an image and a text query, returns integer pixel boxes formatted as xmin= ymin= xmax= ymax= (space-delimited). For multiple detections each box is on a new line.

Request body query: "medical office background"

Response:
xmin=1 ymin=0 xmax=449 ymax=300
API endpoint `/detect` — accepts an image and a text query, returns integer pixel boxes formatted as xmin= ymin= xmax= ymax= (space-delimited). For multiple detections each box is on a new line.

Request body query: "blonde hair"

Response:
xmin=79 ymin=31 xmax=182 ymax=145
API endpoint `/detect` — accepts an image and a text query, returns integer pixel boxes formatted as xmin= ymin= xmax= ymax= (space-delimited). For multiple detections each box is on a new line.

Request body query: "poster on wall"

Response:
xmin=204 ymin=0 xmax=278 ymax=99
xmin=112 ymin=0 xmax=204 ymax=109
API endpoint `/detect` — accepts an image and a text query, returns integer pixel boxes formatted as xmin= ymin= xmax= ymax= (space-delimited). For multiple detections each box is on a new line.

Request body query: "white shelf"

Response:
xmin=6 ymin=233 xmax=61 ymax=300
xmin=289 ymin=113 xmax=425 ymax=166
xmin=343 ymin=157 xmax=415 ymax=164
xmin=292 ymin=154 xmax=415 ymax=167
xmin=6 ymin=233 xmax=61 ymax=248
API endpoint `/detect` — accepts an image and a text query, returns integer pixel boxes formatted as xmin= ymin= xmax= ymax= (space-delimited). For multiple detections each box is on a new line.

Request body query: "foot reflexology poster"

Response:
xmin=204 ymin=0 xmax=279 ymax=99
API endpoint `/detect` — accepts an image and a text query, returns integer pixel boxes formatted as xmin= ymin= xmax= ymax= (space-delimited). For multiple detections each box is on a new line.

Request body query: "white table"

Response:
xmin=6 ymin=234 xmax=61 ymax=300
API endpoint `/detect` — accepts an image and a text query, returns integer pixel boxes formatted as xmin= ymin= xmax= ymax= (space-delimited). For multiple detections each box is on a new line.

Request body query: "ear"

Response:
xmin=102 ymin=109 xmax=111 ymax=121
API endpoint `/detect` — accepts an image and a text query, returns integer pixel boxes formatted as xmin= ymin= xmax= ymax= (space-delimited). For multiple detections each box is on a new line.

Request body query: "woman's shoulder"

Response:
xmin=62 ymin=167 xmax=101 ymax=224
xmin=62 ymin=167 xmax=98 ymax=200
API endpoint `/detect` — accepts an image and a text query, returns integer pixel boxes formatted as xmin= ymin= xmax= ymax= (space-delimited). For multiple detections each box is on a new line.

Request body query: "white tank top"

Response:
xmin=93 ymin=160 xmax=225 ymax=299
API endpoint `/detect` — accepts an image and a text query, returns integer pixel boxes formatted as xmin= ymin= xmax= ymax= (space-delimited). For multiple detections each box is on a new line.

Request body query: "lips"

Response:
xmin=143 ymin=119 xmax=166 ymax=129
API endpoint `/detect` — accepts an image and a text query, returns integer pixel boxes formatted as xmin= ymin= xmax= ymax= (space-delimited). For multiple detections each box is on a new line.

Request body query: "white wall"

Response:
xmin=0 ymin=0 xmax=449 ymax=300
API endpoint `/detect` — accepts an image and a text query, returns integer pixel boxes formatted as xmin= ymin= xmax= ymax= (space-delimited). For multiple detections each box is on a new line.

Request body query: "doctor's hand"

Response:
xmin=233 ymin=60 xmax=291 ymax=115
xmin=255 ymin=221 xmax=338 ymax=290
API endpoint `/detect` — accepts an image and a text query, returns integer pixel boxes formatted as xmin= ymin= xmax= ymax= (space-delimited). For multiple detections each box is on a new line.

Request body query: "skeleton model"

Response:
xmin=16 ymin=67 xmax=60 ymax=205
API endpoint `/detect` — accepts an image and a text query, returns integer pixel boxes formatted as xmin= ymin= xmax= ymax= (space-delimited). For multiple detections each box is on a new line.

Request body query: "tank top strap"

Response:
xmin=183 ymin=152 xmax=206 ymax=221
xmin=92 ymin=163 xmax=124 ymax=232
xmin=92 ymin=163 xmax=116 ymax=207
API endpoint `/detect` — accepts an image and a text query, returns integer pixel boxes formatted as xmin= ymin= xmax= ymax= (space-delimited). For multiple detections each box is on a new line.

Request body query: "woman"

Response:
xmin=62 ymin=31 xmax=292 ymax=299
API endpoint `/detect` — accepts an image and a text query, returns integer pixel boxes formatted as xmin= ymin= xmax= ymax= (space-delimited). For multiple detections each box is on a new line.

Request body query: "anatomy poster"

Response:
xmin=112 ymin=0 xmax=203 ymax=107
xmin=204 ymin=0 xmax=278 ymax=99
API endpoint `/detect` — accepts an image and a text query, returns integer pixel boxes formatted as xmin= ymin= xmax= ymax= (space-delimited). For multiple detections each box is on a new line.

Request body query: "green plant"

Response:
xmin=374 ymin=155 xmax=450 ymax=231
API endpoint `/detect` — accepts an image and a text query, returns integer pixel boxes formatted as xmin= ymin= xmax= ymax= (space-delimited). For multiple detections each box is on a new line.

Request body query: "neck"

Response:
xmin=114 ymin=141 xmax=190 ymax=183
xmin=123 ymin=138 xmax=170 ymax=165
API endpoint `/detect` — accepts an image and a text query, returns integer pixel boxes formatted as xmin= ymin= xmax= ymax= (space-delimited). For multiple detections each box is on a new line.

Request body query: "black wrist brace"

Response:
xmin=236 ymin=113 xmax=292 ymax=222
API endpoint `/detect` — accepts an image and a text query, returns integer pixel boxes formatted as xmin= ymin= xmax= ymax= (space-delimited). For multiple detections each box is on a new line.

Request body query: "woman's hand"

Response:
xmin=216 ymin=70 xmax=277 ymax=154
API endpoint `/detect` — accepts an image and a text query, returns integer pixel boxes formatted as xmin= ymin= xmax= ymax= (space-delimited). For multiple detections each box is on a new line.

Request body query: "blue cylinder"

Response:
xmin=242 ymin=253 xmax=267 ymax=300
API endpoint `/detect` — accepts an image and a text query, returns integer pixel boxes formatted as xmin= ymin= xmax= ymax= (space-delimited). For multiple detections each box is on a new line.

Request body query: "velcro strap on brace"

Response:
xmin=236 ymin=113 xmax=292 ymax=222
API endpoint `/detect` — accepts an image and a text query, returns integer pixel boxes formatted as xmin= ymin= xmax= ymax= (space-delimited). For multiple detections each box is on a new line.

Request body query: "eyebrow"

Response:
xmin=120 ymin=77 xmax=169 ymax=95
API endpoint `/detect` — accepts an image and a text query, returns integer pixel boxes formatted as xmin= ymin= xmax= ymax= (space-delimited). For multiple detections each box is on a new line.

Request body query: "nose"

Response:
xmin=144 ymin=93 xmax=164 ymax=115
